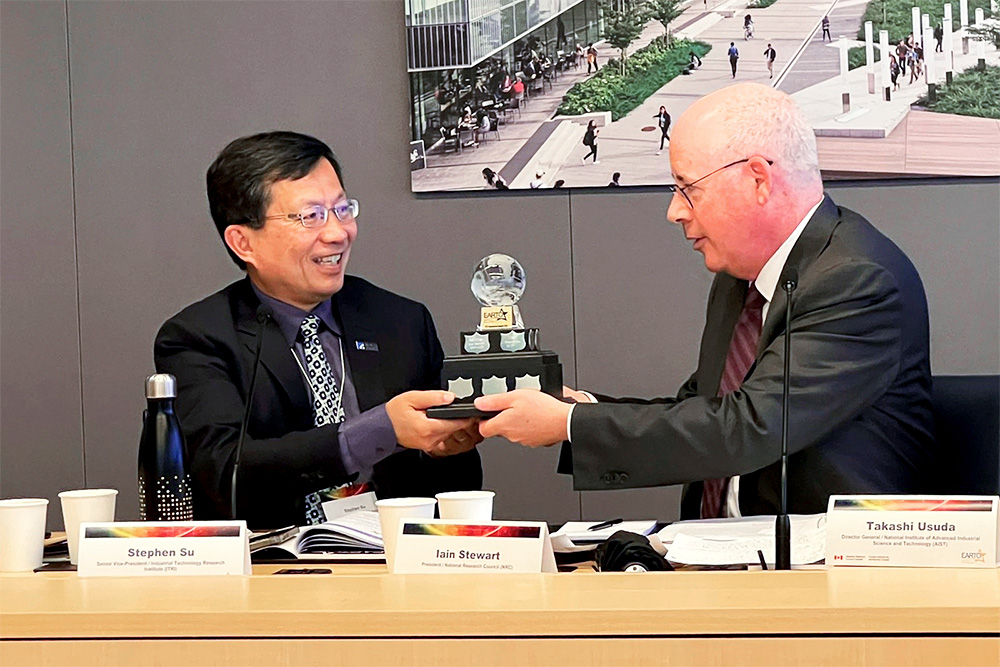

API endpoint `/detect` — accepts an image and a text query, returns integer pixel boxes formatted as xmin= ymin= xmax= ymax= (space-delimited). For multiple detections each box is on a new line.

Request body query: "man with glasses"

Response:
xmin=475 ymin=84 xmax=935 ymax=518
xmin=155 ymin=132 xmax=482 ymax=528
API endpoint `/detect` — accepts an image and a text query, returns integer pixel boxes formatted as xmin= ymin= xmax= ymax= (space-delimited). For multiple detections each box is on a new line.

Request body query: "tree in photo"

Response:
xmin=968 ymin=17 xmax=1000 ymax=50
xmin=601 ymin=0 xmax=650 ymax=75
xmin=647 ymin=0 xmax=684 ymax=46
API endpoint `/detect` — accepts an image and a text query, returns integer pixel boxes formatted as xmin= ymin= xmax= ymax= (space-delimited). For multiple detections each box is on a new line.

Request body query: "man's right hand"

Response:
xmin=562 ymin=385 xmax=594 ymax=404
xmin=386 ymin=390 xmax=481 ymax=457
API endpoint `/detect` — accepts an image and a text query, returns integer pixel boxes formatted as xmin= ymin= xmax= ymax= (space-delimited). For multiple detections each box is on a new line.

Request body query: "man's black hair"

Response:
xmin=206 ymin=131 xmax=343 ymax=269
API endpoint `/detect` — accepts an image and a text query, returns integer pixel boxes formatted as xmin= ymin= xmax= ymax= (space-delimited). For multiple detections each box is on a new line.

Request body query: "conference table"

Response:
xmin=1 ymin=563 xmax=998 ymax=666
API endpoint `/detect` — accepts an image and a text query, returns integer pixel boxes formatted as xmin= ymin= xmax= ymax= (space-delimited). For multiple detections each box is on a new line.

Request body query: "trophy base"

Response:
xmin=431 ymin=349 xmax=563 ymax=420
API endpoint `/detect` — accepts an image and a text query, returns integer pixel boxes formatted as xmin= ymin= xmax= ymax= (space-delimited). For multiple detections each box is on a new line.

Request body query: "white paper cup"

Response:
xmin=375 ymin=497 xmax=436 ymax=572
xmin=435 ymin=490 xmax=495 ymax=521
xmin=0 ymin=498 xmax=49 ymax=572
xmin=59 ymin=489 xmax=118 ymax=565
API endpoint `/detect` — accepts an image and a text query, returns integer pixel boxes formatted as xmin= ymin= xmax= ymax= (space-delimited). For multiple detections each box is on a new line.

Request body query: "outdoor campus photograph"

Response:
xmin=406 ymin=0 xmax=1000 ymax=191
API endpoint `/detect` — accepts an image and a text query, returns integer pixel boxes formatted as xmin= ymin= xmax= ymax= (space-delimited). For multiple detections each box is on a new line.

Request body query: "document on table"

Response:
xmin=657 ymin=514 xmax=827 ymax=566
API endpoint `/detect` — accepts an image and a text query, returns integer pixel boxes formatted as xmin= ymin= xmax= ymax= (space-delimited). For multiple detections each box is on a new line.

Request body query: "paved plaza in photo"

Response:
xmin=411 ymin=0 xmax=1000 ymax=192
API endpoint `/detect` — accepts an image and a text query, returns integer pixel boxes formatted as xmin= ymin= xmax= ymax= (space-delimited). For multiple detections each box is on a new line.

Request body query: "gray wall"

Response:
xmin=2 ymin=1 xmax=998 ymax=529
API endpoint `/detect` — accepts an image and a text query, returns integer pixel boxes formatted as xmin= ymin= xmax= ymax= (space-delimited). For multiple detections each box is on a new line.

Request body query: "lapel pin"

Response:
xmin=355 ymin=341 xmax=379 ymax=352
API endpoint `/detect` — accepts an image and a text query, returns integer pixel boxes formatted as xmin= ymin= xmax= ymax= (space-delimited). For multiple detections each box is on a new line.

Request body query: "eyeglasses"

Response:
xmin=667 ymin=158 xmax=774 ymax=209
xmin=264 ymin=199 xmax=360 ymax=228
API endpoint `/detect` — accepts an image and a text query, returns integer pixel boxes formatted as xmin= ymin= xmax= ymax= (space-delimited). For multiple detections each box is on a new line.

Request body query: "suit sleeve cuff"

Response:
xmin=338 ymin=405 xmax=398 ymax=473
xmin=566 ymin=393 xmax=597 ymax=443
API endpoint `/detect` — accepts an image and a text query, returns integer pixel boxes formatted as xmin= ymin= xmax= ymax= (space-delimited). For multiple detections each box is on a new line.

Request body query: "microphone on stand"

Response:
xmin=775 ymin=268 xmax=797 ymax=570
xmin=231 ymin=304 xmax=272 ymax=520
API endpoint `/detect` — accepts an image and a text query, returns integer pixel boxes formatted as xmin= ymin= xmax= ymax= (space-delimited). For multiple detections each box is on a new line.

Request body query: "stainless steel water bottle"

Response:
xmin=138 ymin=374 xmax=193 ymax=520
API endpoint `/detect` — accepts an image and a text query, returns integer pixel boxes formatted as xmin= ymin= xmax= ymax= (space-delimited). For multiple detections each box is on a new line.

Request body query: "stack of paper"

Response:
xmin=656 ymin=514 xmax=827 ymax=567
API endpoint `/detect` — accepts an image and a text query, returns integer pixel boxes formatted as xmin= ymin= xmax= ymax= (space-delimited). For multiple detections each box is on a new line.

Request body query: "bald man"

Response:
xmin=476 ymin=84 xmax=936 ymax=518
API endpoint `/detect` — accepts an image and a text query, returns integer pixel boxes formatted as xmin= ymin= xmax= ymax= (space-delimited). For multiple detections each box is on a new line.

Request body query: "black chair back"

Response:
xmin=931 ymin=375 xmax=1000 ymax=494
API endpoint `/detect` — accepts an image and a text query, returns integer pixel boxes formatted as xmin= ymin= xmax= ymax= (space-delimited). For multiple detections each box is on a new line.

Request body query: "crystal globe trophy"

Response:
xmin=427 ymin=254 xmax=563 ymax=419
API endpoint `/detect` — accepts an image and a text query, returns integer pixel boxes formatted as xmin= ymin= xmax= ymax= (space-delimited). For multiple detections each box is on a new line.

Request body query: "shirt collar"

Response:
xmin=250 ymin=283 xmax=342 ymax=346
xmin=752 ymin=198 xmax=823 ymax=303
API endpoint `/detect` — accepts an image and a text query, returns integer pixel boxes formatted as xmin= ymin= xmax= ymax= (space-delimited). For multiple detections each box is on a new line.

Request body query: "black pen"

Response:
xmin=587 ymin=518 xmax=624 ymax=532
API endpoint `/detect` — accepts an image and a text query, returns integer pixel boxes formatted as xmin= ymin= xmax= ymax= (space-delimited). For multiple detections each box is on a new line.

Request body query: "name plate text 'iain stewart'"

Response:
xmin=393 ymin=519 xmax=556 ymax=574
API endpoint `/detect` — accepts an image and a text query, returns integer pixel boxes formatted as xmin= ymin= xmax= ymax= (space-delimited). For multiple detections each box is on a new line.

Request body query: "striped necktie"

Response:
xmin=300 ymin=315 xmax=344 ymax=524
xmin=700 ymin=286 xmax=766 ymax=519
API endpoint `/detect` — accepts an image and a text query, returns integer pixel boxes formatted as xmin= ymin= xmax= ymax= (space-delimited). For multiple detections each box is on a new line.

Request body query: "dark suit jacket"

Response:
xmin=565 ymin=196 xmax=936 ymax=517
xmin=155 ymin=276 xmax=482 ymax=528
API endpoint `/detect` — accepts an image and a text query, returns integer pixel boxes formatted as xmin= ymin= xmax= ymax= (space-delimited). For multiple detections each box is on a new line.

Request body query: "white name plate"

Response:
xmin=77 ymin=521 xmax=251 ymax=577
xmin=322 ymin=491 xmax=377 ymax=520
xmin=826 ymin=495 xmax=998 ymax=568
xmin=393 ymin=519 xmax=557 ymax=574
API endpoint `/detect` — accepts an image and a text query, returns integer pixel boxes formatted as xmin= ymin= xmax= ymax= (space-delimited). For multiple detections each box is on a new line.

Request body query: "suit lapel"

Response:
xmin=234 ymin=281 xmax=310 ymax=416
xmin=759 ymin=195 xmax=840 ymax=350
xmin=334 ymin=284 xmax=385 ymax=412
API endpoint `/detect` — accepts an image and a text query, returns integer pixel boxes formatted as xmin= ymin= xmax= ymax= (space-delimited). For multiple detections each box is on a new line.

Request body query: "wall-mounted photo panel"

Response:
xmin=407 ymin=0 xmax=1000 ymax=192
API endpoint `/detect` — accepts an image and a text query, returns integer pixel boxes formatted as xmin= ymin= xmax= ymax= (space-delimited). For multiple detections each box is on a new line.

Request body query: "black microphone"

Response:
xmin=231 ymin=304 xmax=271 ymax=520
xmin=775 ymin=268 xmax=797 ymax=570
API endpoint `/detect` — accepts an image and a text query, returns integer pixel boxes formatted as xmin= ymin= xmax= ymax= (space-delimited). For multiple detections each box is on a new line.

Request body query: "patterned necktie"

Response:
xmin=300 ymin=314 xmax=344 ymax=524
xmin=701 ymin=286 xmax=766 ymax=519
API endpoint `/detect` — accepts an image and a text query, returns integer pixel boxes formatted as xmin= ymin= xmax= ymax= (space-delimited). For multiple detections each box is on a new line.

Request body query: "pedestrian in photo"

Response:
xmin=743 ymin=14 xmax=754 ymax=40
xmin=889 ymin=53 xmax=901 ymax=90
xmin=586 ymin=43 xmax=599 ymax=74
xmin=689 ymin=50 xmax=702 ymax=70
xmin=582 ymin=119 xmax=599 ymax=164
xmin=553 ymin=179 xmax=566 ymax=188
xmin=654 ymin=106 xmax=671 ymax=154
xmin=529 ymin=171 xmax=546 ymax=189
xmin=821 ymin=15 xmax=831 ymax=42
xmin=908 ymin=45 xmax=920 ymax=84
xmin=482 ymin=167 xmax=508 ymax=190
xmin=934 ymin=23 xmax=943 ymax=53
xmin=896 ymin=40 xmax=908 ymax=76
xmin=608 ymin=172 xmax=621 ymax=187
xmin=764 ymin=43 xmax=776 ymax=79
xmin=728 ymin=42 xmax=740 ymax=78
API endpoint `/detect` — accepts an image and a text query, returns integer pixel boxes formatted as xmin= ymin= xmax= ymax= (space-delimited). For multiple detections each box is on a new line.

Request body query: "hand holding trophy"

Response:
xmin=427 ymin=254 xmax=563 ymax=419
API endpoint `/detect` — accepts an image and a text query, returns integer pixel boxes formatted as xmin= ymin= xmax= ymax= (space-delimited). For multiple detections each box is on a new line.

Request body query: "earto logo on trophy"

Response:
xmin=427 ymin=254 xmax=563 ymax=418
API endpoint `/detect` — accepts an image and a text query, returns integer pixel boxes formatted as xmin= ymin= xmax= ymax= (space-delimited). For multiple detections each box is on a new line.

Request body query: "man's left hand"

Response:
xmin=426 ymin=421 xmax=484 ymax=458
xmin=475 ymin=390 xmax=571 ymax=447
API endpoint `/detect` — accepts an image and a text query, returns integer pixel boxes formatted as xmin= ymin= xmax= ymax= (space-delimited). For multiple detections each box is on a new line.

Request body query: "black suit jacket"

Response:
xmin=565 ymin=196 xmax=936 ymax=517
xmin=155 ymin=276 xmax=482 ymax=528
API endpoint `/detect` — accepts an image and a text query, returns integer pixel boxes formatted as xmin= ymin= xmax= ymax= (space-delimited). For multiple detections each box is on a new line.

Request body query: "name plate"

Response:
xmin=826 ymin=495 xmax=998 ymax=568
xmin=392 ymin=519 xmax=557 ymax=574
xmin=479 ymin=306 xmax=516 ymax=330
xmin=322 ymin=491 xmax=377 ymax=520
xmin=77 ymin=521 xmax=251 ymax=577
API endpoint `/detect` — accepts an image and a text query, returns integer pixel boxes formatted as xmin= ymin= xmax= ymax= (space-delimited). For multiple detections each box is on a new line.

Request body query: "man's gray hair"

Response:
xmin=712 ymin=84 xmax=821 ymax=188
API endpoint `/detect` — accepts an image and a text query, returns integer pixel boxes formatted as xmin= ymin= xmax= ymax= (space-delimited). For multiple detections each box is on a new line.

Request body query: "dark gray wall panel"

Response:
xmin=0 ymin=0 xmax=84 ymax=526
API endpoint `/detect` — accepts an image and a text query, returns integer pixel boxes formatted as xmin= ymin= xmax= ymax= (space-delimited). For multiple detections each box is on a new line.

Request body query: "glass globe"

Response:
xmin=470 ymin=253 xmax=525 ymax=306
